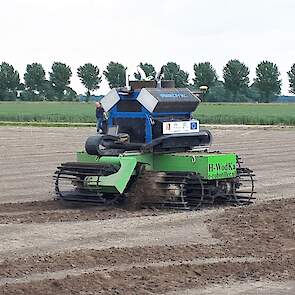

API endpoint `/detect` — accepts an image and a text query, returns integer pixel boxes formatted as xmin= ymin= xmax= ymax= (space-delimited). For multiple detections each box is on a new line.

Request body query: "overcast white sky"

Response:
xmin=1 ymin=0 xmax=294 ymax=95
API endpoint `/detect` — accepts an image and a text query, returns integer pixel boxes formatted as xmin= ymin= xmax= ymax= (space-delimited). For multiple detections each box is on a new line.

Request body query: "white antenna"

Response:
xmin=156 ymin=65 xmax=165 ymax=81
xmin=156 ymin=65 xmax=165 ymax=88
xmin=137 ymin=65 xmax=147 ymax=80
xmin=125 ymin=69 xmax=131 ymax=91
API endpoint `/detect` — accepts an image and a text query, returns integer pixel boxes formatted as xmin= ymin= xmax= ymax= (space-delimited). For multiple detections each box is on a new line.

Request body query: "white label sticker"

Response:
xmin=163 ymin=120 xmax=199 ymax=134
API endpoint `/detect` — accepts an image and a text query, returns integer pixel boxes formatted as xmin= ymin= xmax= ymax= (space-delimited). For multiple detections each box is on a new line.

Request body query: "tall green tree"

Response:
xmin=103 ymin=62 xmax=126 ymax=88
xmin=223 ymin=59 xmax=250 ymax=97
xmin=49 ymin=62 xmax=72 ymax=100
xmin=163 ymin=62 xmax=189 ymax=87
xmin=253 ymin=61 xmax=281 ymax=102
xmin=193 ymin=62 xmax=217 ymax=89
xmin=24 ymin=63 xmax=46 ymax=91
xmin=77 ymin=63 xmax=102 ymax=97
xmin=23 ymin=63 xmax=47 ymax=101
xmin=134 ymin=62 xmax=156 ymax=80
xmin=205 ymin=81 xmax=227 ymax=102
xmin=42 ymin=80 xmax=58 ymax=101
xmin=0 ymin=62 xmax=20 ymax=100
xmin=287 ymin=63 xmax=295 ymax=94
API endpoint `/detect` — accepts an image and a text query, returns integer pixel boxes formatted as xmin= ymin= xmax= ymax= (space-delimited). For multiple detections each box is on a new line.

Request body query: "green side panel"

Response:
xmin=153 ymin=153 xmax=237 ymax=180
xmin=76 ymin=151 xmax=237 ymax=183
xmin=99 ymin=157 xmax=137 ymax=194
xmin=198 ymin=154 xmax=237 ymax=179
xmin=76 ymin=152 xmax=138 ymax=194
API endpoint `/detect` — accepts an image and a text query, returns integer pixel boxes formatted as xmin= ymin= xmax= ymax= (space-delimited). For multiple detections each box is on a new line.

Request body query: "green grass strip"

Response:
xmin=1 ymin=102 xmax=295 ymax=126
xmin=0 ymin=121 xmax=95 ymax=127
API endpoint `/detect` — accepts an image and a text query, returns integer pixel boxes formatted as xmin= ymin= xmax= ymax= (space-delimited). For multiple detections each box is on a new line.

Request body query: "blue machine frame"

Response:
xmin=107 ymin=91 xmax=191 ymax=143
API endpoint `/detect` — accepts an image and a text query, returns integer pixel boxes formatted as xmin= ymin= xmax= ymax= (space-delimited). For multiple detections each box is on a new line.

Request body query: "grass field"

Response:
xmin=196 ymin=103 xmax=295 ymax=125
xmin=0 ymin=102 xmax=295 ymax=126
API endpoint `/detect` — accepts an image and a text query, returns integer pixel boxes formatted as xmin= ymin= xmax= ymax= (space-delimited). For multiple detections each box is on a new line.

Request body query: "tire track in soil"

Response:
xmin=0 ymin=257 xmax=260 ymax=286
xmin=2 ymin=259 xmax=294 ymax=295
xmin=0 ymin=244 xmax=243 ymax=279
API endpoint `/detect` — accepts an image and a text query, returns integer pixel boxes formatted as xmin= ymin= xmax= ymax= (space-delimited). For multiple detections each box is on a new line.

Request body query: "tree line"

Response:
xmin=0 ymin=60 xmax=295 ymax=102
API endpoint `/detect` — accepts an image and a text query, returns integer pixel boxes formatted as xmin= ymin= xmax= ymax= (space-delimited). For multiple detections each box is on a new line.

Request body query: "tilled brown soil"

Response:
xmin=0 ymin=198 xmax=294 ymax=294
xmin=0 ymin=200 xmax=162 ymax=224
xmin=0 ymin=126 xmax=295 ymax=294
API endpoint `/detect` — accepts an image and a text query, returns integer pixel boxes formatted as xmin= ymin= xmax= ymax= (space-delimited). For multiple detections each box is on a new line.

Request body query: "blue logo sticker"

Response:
xmin=190 ymin=122 xmax=198 ymax=130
